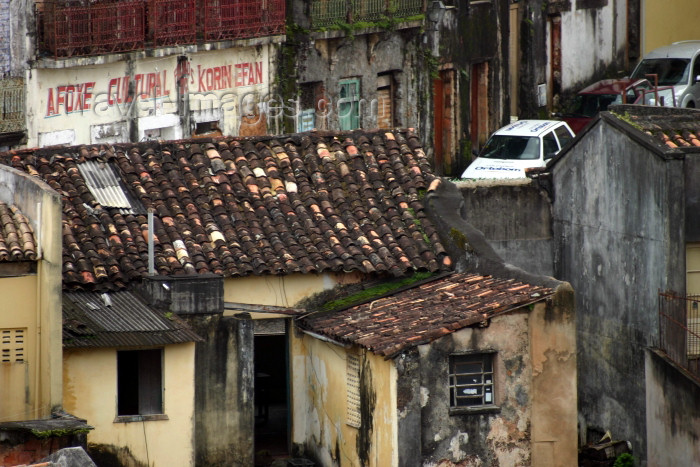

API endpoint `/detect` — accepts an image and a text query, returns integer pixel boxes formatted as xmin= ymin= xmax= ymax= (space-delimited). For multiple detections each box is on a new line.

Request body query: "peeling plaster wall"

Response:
xmin=294 ymin=32 xmax=422 ymax=132
xmin=411 ymin=295 xmax=576 ymax=467
xmin=417 ymin=311 xmax=534 ymax=466
xmin=290 ymin=331 xmax=397 ymax=466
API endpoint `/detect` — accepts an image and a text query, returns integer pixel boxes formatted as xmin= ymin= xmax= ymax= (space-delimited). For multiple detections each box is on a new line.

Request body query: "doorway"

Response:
xmin=254 ymin=328 xmax=289 ymax=466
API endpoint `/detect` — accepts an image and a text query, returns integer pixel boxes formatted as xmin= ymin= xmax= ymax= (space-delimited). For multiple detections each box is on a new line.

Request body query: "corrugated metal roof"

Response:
xmin=63 ymin=290 xmax=202 ymax=348
xmin=77 ymin=160 xmax=134 ymax=211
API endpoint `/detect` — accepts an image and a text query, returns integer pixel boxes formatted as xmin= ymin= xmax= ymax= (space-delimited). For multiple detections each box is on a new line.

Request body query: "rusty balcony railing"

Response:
xmin=0 ymin=78 xmax=26 ymax=135
xmin=311 ymin=0 xmax=423 ymax=29
xmin=658 ymin=292 xmax=700 ymax=381
xmin=37 ymin=0 xmax=285 ymax=59
xmin=38 ymin=1 xmax=146 ymax=58
xmin=201 ymin=0 xmax=286 ymax=42
xmin=150 ymin=0 xmax=197 ymax=48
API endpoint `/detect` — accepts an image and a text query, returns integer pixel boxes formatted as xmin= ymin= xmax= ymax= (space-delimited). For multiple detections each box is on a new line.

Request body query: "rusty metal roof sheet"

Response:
xmin=63 ymin=290 xmax=202 ymax=348
xmin=299 ymin=272 xmax=553 ymax=358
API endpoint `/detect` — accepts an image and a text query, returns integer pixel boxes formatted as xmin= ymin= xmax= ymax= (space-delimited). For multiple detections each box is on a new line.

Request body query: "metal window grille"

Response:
xmin=1 ymin=328 xmax=26 ymax=363
xmin=659 ymin=292 xmax=700 ymax=381
xmin=449 ymin=353 xmax=494 ymax=407
xmin=346 ymin=354 xmax=361 ymax=428
xmin=311 ymin=0 xmax=348 ymax=28
xmin=311 ymin=0 xmax=423 ymax=28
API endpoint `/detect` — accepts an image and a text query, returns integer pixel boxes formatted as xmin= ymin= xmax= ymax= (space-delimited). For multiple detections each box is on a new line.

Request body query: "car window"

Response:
xmin=479 ymin=135 xmax=540 ymax=160
xmin=554 ymin=126 xmax=573 ymax=148
xmin=631 ymin=59 xmax=691 ymax=86
xmin=542 ymin=132 xmax=559 ymax=159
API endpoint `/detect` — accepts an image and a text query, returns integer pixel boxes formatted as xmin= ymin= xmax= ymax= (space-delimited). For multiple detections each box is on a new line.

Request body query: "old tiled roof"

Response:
xmin=0 ymin=202 xmax=37 ymax=262
xmin=1 ymin=130 xmax=450 ymax=291
xmin=63 ymin=290 xmax=202 ymax=348
xmin=609 ymin=105 xmax=700 ymax=150
xmin=299 ymin=272 xmax=553 ymax=358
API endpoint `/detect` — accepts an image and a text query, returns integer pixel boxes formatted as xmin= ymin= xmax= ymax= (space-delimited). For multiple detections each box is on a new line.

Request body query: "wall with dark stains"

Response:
xmin=645 ymin=349 xmax=700 ymax=465
xmin=407 ymin=295 xmax=576 ymax=466
xmin=455 ymin=179 xmax=554 ymax=277
xmin=184 ymin=314 xmax=255 ymax=467
xmin=550 ymin=113 xmax=686 ymax=463
xmin=290 ymin=331 xmax=396 ymax=467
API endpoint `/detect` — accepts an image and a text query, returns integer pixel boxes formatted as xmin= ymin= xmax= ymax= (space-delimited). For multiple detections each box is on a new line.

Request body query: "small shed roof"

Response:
xmin=299 ymin=272 xmax=553 ymax=358
xmin=63 ymin=290 xmax=202 ymax=348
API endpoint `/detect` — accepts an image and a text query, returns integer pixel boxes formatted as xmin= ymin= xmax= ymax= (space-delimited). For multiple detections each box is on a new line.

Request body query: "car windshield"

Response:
xmin=479 ymin=135 xmax=540 ymax=160
xmin=631 ymin=58 xmax=691 ymax=86
xmin=570 ymin=94 xmax=622 ymax=117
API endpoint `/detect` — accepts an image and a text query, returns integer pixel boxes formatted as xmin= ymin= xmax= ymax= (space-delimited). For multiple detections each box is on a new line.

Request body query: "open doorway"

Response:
xmin=254 ymin=324 xmax=289 ymax=466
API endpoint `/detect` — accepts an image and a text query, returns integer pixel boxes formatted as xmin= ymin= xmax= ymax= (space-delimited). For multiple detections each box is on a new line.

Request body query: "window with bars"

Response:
xmin=449 ymin=352 xmax=495 ymax=408
xmin=1 ymin=328 xmax=26 ymax=363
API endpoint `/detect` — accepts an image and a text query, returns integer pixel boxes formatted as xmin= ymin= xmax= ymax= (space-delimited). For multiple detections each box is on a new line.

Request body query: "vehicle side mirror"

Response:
xmin=472 ymin=149 xmax=479 ymax=157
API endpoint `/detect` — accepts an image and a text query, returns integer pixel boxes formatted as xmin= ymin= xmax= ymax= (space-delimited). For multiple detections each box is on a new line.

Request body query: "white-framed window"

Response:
xmin=449 ymin=352 xmax=495 ymax=408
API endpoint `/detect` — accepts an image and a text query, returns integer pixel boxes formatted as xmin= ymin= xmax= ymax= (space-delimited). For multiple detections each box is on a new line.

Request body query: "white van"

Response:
xmin=460 ymin=120 xmax=575 ymax=179
xmin=630 ymin=40 xmax=700 ymax=108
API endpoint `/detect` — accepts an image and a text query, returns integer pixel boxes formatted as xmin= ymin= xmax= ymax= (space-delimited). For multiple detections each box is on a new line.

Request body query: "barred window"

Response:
xmin=449 ymin=353 xmax=495 ymax=407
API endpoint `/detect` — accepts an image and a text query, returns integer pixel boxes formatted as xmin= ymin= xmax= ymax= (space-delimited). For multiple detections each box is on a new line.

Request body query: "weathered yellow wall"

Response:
xmin=0 ymin=276 xmax=38 ymax=422
xmin=224 ymin=271 xmax=363 ymax=307
xmin=63 ymin=343 xmax=196 ymax=466
xmin=290 ymin=332 xmax=397 ymax=466
xmin=0 ymin=164 xmax=63 ymax=420
xmin=642 ymin=0 xmax=700 ymax=54
xmin=530 ymin=284 xmax=578 ymax=467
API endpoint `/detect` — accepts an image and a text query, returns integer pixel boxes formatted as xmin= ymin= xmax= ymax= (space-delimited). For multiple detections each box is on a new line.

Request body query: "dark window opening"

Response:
xmin=117 ymin=348 xmax=163 ymax=416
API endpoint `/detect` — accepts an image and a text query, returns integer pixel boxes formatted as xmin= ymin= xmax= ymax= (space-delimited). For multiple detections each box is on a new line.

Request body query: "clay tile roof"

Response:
xmin=0 ymin=202 xmax=37 ymax=262
xmin=0 ymin=129 xmax=450 ymax=291
xmin=63 ymin=290 xmax=202 ymax=348
xmin=609 ymin=105 xmax=700 ymax=151
xmin=299 ymin=272 xmax=553 ymax=358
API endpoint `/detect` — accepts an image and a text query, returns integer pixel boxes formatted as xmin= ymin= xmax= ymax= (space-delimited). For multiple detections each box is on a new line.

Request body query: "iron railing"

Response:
xmin=37 ymin=0 xmax=285 ymax=59
xmin=202 ymin=0 xmax=286 ymax=42
xmin=310 ymin=0 xmax=423 ymax=28
xmin=658 ymin=292 xmax=700 ymax=380
xmin=0 ymin=78 xmax=26 ymax=134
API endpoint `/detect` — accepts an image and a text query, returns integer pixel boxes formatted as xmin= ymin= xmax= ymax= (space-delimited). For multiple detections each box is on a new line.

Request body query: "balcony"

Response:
xmin=310 ymin=0 xmax=424 ymax=29
xmin=658 ymin=292 xmax=700 ymax=382
xmin=37 ymin=0 xmax=285 ymax=59
xmin=0 ymin=78 xmax=26 ymax=136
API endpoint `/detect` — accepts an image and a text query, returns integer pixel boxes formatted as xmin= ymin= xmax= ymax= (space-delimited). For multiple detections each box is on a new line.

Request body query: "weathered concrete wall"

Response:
xmin=290 ymin=332 xmax=397 ymax=466
xmin=684 ymin=154 xmax=700 ymax=242
xmin=551 ymin=114 xmax=686 ymax=462
xmin=417 ymin=311 xmax=534 ymax=466
xmin=645 ymin=349 xmax=700 ymax=466
xmin=518 ymin=1 xmax=629 ymax=117
xmin=184 ymin=314 xmax=254 ymax=467
xmin=455 ymin=180 xmax=554 ymax=277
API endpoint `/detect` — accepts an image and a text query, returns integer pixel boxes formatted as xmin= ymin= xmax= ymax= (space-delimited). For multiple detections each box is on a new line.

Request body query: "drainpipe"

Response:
xmin=148 ymin=209 xmax=155 ymax=276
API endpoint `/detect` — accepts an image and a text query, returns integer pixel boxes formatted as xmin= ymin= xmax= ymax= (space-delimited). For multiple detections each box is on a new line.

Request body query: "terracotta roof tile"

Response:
xmin=0 ymin=203 xmax=37 ymax=262
xmin=299 ymin=272 xmax=553 ymax=358
xmin=1 ymin=130 xmax=450 ymax=290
